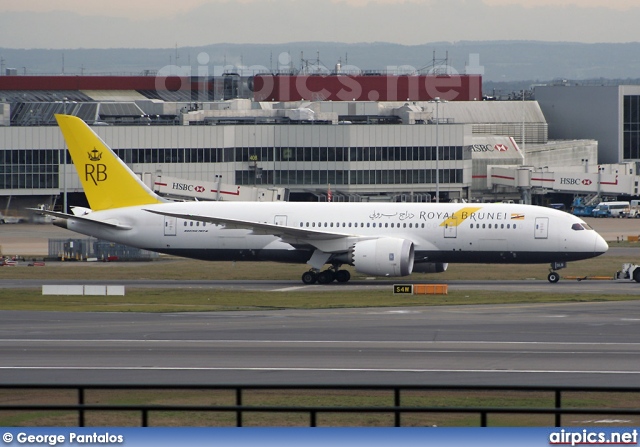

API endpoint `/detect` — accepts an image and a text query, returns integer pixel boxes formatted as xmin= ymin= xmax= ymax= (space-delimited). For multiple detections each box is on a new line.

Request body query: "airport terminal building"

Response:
xmin=535 ymin=83 xmax=640 ymax=165
xmin=0 ymin=73 xmax=627 ymax=216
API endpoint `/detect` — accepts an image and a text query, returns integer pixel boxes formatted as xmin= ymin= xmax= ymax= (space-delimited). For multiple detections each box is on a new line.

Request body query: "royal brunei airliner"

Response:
xmin=36 ymin=115 xmax=608 ymax=284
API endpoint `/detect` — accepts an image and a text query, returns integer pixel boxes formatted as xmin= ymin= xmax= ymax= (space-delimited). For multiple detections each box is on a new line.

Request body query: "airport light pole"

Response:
xmin=430 ymin=97 xmax=446 ymax=203
xmin=62 ymin=98 xmax=68 ymax=214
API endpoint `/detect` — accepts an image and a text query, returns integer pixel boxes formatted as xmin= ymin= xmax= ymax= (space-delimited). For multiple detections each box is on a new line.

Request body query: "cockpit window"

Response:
xmin=571 ymin=223 xmax=593 ymax=231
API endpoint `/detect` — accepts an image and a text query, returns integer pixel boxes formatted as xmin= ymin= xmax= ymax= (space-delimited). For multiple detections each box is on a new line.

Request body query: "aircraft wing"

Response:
xmin=144 ymin=209 xmax=354 ymax=241
xmin=27 ymin=208 xmax=133 ymax=230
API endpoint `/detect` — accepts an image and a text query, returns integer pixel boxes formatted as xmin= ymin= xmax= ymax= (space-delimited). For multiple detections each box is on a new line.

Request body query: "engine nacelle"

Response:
xmin=412 ymin=262 xmax=448 ymax=274
xmin=351 ymin=238 xmax=414 ymax=277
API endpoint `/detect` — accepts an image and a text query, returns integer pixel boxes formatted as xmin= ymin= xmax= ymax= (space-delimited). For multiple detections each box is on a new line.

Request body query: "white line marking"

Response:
xmin=2 ymin=339 xmax=640 ymax=346
xmin=0 ymin=366 xmax=639 ymax=375
xmin=271 ymin=286 xmax=311 ymax=292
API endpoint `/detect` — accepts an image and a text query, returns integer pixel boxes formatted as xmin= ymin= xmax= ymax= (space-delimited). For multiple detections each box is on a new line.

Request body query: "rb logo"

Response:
xmin=85 ymin=164 xmax=107 ymax=186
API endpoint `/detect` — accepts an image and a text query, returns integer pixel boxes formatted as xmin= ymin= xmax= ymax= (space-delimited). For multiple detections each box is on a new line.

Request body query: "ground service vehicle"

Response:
xmin=592 ymin=201 xmax=630 ymax=218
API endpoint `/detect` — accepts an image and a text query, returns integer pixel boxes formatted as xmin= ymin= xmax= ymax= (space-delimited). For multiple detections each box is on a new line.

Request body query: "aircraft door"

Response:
xmin=164 ymin=216 xmax=177 ymax=236
xmin=444 ymin=217 xmax=457 ymax=238
xmin=534 ymin=217 xmax=548 ymax=239
xmin=274 ymin=215 xmax=287 ymax=226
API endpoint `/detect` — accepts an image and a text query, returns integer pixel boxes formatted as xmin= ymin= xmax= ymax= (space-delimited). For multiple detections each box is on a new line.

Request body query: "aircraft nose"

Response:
xmin=594 ymin=233 xmax=609 ymax=254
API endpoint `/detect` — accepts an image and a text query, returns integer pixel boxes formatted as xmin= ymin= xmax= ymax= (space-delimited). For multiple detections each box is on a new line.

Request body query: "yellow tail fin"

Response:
xmin=55 ymin=114 xmax=164 ymax=211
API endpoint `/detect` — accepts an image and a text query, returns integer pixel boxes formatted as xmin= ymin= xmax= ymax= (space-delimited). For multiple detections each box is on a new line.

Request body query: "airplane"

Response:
xmin=34 ymin=114 xmax=609 ymax=284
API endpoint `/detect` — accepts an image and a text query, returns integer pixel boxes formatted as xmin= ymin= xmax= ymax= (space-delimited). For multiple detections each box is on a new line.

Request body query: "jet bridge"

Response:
xmin=150 ymin=174 xmax=288 ymax=202
xmin=487 ymin=164 xmax=639 ymax=198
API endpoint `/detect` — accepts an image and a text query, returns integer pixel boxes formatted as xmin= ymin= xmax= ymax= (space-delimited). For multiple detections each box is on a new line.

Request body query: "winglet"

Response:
xmin=55 ymin=114 xmax=165 ymax=211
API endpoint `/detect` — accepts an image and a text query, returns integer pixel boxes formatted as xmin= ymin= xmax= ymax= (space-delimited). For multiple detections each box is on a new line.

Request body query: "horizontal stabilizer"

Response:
xmin=27 ymin=208 xmax=132 ymax=230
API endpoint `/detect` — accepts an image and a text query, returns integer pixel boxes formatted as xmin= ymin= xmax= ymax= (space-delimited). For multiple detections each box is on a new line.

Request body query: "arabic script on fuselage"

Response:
xmin=369 ymin=211 xmax=415 ymax=221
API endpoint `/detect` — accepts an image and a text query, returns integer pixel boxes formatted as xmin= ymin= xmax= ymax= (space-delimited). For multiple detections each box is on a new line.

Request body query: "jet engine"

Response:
xmin=350 ymin=237 xmax=414 ymax=277
xmin=412 ymin=262 xmax=448 ymax=274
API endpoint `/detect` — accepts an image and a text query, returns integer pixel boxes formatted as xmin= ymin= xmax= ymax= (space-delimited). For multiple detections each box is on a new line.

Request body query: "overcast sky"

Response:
xmin=1 ymin=0 xmax=639 ymax=49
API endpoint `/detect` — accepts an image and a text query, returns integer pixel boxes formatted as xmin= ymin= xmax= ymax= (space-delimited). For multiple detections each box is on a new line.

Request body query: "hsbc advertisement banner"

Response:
xmin=492 ymin=168 xmax=634 ymax=195
xmin=552 ymin=172 xmax=632 ymax=194
xmin=468 ymin=136 xmax=523 ymax=162
xmin=153 ymin=175 xmax=241 ymax=200
xmin=553 ymin=173 xmax=599 ymax=192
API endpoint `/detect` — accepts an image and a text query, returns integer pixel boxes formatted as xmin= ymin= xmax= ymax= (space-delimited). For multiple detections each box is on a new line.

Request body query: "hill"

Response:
xmin=1 ymin=40 xmax=640 ymax=84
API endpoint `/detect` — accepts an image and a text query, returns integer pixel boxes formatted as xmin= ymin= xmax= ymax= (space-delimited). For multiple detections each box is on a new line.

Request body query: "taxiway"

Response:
xmin=1 ymin=300 xmax=640 ymax=386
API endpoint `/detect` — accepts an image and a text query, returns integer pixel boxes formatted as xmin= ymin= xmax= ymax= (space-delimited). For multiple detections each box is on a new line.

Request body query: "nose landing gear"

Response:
xmin=548 ymin=261 xmax=567 ymax=283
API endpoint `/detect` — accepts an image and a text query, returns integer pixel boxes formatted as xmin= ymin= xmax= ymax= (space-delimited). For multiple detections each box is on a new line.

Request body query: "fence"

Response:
xmin=48 ymin=238 xmax=158 ymax=261
xmin=1 ymin=384 xmax=639 ymax=427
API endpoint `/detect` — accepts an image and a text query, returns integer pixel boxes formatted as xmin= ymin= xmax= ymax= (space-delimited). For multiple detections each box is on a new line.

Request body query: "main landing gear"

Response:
xmin=548 ymin=261 xmax=567 ymax=283
xmin=301 ymin=266 xmax=351 ymax=284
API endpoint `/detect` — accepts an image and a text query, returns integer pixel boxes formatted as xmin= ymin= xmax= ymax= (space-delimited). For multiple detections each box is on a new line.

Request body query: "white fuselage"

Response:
xmin=61 ymin=201 xmax=608 ymax=267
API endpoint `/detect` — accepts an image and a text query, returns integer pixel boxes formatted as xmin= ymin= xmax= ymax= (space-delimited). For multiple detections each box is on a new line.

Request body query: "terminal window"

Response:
xmin=623 ymin=95 xmax=640 ymax=160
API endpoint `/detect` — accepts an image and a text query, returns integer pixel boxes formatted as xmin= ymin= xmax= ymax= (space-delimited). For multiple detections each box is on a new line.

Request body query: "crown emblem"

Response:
xmin=88 ymin=148 xmax=102 ymax=162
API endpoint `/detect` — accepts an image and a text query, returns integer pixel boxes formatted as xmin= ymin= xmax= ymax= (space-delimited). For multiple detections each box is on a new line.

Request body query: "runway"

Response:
xmin=2 ymin=300 xmax=640 ymax=387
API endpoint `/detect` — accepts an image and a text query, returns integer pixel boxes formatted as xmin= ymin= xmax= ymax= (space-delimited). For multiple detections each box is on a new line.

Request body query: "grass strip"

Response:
xmin=1 ymin=388 xmax=639 ymax=427
xmin=0 ymin=288 xmax=638 ymax=312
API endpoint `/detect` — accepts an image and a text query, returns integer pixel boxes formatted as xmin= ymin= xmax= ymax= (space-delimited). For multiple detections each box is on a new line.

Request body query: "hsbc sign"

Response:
xmin=560 ymin=177 xmax=593 ymax=186
xmin=553 ymin=175 xmax=605 ymax=193
xmin=468 ymin=144 xmax=493 ymax=152
xmin=560 ymin=178 xmax=581 ymax=185
xmin=171 ymin=182 xmax=206 ymax=193
xmin=467 ymin=143 xmax=510 ymax=152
